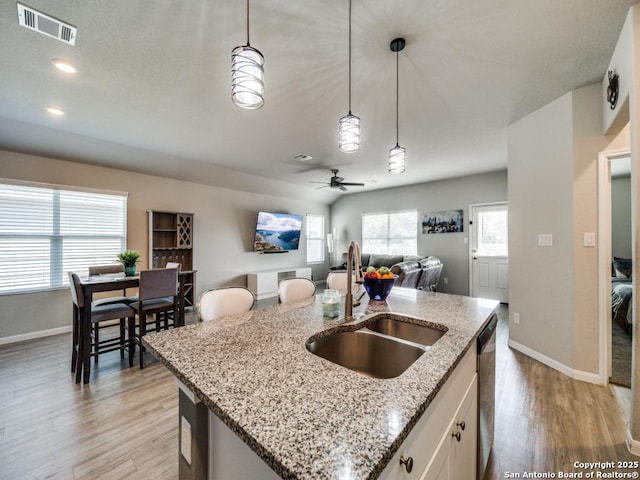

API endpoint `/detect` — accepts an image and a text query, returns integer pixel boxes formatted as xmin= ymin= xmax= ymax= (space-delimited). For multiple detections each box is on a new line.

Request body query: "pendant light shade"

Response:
xmin=338 ymin=0 xmax=360 ymax=153
xmin=389 ymin=37 xmax=406 ymax=174
xmin=339 ymin=112 xmax=360 ymax=153
xmin=389 ymin=144 xmax=406 ymax=174
xmin=232 ymin=0 xmax=264 ymax=110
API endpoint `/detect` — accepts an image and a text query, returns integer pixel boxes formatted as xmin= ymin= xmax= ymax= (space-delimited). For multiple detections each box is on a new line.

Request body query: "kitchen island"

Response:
xmin=143 ymin=287 xmax=498 ymax=480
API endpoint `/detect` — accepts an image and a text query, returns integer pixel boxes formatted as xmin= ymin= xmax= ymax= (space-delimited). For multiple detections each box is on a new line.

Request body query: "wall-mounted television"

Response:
xmin=254 ymin=211 xmax=303 ymax=252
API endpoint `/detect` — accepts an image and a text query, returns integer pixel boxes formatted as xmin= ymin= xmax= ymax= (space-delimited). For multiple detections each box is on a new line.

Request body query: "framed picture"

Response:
xmin=422 ymin=209 xmax=463 ymax=234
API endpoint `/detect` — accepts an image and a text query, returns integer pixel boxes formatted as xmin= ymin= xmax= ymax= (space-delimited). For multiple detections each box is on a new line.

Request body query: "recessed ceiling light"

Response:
xmin=46 ymin=107 xmax=65 ymax=116
xmin=51 ymin=58 xmax=77 ymax=74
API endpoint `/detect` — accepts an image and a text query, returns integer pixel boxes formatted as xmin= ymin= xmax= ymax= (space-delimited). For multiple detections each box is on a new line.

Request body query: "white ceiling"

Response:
xmin=0 ymin=0 xmax=636 ymax=203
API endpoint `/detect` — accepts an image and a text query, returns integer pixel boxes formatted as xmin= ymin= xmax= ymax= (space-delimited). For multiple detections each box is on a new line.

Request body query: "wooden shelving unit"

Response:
xmin=148 ymin=210 xmax=196 ymax=309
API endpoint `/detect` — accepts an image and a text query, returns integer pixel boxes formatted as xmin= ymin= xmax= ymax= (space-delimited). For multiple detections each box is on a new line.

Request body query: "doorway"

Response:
xmin=598 ymin=149 xmax=633 ymax=387
xmin=469 ymin=202 xmax=509 ymax=303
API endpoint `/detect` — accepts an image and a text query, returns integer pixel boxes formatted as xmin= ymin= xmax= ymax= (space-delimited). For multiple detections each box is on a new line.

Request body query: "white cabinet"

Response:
xmin=247 ymin=267 xmax=312 ymax=300
xmin=380 ymin=348 xmax=477 ymax=480
xmin=422 ymin=376 xmax=477 ymax=480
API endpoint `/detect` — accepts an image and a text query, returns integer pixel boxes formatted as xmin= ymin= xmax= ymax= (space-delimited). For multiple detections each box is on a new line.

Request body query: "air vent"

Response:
xmin=17 ymin=3 xmax=77 ymax=46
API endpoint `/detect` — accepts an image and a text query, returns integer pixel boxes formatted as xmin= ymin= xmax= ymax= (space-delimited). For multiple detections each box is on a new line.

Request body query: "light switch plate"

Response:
xmin=538 ymin=234 xmax=553 ymax=247
xmin=583 ymin=232 xmax=596 ymax=247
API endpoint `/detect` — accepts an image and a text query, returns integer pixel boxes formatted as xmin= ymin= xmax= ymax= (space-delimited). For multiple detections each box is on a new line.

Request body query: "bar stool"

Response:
xmin=198 ymin=287 xmax=255 ymax=322
xmin=278 ymin=277 xmax=316 ymax=304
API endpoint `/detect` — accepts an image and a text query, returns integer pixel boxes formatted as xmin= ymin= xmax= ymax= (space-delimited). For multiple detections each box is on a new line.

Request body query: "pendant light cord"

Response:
xmin=348 ymin=0 xmax=353 ymax=114
xmin=246 ymin=0 xmax=251 ymax=46
xmin=395 ymin=48 xmax=399 ymax=145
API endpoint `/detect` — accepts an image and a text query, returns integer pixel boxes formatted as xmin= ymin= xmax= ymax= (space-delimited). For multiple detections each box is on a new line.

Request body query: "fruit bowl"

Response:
xmin=363 ymin=275 xmax=398 ymax=301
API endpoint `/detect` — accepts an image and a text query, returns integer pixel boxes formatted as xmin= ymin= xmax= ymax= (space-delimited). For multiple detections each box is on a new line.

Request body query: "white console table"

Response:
xmin=247 ymin=267 xmax=312 ymax=300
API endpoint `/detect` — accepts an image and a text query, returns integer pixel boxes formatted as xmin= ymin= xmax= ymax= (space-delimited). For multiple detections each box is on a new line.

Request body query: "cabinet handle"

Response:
xmin=456 ymin=421 xmax=466 ymax=431
xmin=399 ymin=455 xmax=414 ymax=473
xmin=452 ymin=431 xmax=461 ymax=442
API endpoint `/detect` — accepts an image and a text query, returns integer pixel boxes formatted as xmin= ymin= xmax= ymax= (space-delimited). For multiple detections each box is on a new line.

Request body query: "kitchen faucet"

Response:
xmin=345 ymin=240 xmax=364 ymax=321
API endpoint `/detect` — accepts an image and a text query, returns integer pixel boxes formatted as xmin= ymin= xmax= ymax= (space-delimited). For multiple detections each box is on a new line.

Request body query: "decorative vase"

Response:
xmin=124 ymin=265 xmax=137 ymax=277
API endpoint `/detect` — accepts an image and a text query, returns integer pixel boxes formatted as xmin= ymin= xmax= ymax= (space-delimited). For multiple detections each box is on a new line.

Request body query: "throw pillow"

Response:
xmin=613 ymin=257 xmax=633 ymax=278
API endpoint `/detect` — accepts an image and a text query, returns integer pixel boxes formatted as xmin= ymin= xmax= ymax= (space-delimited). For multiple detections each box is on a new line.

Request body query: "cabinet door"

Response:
xmin=420 ymin=419 xmax=452 ymax=480
xmin=449 ymin=375 xmax=478 ymax=480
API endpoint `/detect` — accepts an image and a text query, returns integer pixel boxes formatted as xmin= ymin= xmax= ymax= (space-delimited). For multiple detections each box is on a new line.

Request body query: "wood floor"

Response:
xmin=0 ymin=307 xmax=636 ymax=479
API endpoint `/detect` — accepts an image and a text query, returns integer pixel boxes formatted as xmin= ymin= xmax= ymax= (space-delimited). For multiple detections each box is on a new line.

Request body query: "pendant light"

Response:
xmin=231 ymin=0 xmax=264 ymax=110
xmin=338 ymin=0 xmax=360 ymax=153
xmin=389 ymin=37 xmax=406 ymax=174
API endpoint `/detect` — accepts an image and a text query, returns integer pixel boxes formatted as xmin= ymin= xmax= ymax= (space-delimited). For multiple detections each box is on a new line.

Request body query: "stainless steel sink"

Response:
xmin=306 ymin=314 xmax=447 ymax=379
xmin=366 ymin=314 xmax=446 ymax=346
xmin=307 ymin=330 xmax=425 ymax=379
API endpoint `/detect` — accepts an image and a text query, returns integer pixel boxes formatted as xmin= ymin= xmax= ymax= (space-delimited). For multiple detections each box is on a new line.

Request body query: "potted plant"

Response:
xmin=117 ymin=249 xmax=141 ymax=276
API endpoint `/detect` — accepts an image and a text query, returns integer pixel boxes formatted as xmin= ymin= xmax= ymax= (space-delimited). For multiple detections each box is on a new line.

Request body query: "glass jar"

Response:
xmin=322 ymin=289 xmax=341 ymax=318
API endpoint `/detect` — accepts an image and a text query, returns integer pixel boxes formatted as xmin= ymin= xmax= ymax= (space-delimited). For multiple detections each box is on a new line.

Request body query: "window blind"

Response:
xmin=362 ymin=210 xmax=417 ymax=255
xmin=0 ymin=182 xmax=127 ymax=294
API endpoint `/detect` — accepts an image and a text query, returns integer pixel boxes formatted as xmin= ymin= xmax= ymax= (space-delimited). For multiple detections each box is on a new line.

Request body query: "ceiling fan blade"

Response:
xmin=340 ymin=182 xmax=365 ymax=186
xmin=339 ymin=185 xmax=348 ymax=192
xmin=309 ymin=181 xmax=329 ymax=184
xmin=335 ymin=176 xmax=344 ymax=182
xmin=314 ymin=185 xmax=330 ymax=190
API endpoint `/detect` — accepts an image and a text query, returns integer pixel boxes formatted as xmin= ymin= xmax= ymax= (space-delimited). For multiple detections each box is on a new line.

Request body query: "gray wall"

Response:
xmin=0 ymin=150 xmax=330 ymax=340
xmin=330 ymin=170 xmax=508 ymax=295
xmin=508 ymin=83 xmax=629 ymax=374
xmin=611 ymin=175 xmax=632 ymax=259
xmin=508 ymin=90 xmax=576 ymax=367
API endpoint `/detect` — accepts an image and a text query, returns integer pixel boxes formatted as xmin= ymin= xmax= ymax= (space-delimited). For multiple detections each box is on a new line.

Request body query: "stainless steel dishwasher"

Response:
xmin=477 ymin=313 xmax=497 ymax=480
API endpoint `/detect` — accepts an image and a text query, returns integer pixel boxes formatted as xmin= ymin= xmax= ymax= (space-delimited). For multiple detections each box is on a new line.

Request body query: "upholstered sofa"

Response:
xmin=330 ymin=253 xmax=443 ymax=291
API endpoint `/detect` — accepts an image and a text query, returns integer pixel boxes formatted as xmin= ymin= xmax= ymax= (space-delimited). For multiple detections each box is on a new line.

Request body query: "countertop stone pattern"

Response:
xmin=143 ymin=288 xmax=497 ymax=479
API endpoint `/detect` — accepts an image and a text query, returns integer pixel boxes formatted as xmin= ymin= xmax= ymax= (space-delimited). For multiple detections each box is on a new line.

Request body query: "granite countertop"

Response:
xmin=143 ymin=288 xmax=498 ymax=480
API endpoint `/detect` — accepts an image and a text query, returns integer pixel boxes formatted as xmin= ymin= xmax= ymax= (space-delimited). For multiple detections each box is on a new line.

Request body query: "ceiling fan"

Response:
xmin=310 ymin=169 xmax=365 ymax=191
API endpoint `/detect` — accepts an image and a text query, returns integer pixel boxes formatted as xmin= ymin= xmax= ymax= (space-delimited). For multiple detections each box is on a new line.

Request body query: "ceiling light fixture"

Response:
xmin=46 ymin=107 xmax=65 ymax=116
xmin=231 ymin=0 xmax=264 ymax=110
xmin=51 ymin=58 xmax=77 ymax=74
xmin=338 ymin=0 xmax=360 ymax=153
xmin=388 ymin=37 xmax=406 ymax=175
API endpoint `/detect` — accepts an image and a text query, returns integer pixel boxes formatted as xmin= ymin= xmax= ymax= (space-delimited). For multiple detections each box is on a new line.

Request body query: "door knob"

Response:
xmin=456 ymin=421 xmax=466 ymax=431
xmin=452 ymin=431 xmax=461 ymax=442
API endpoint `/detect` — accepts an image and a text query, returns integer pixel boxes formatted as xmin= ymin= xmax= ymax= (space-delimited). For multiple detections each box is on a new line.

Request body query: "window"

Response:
xmin=306 ymin=214 xmax=325 ymax=263
xmin=362 ymin=210 xmax=417 ymax=255
xmin=475 ymin=206 xmax=508 ymax=257
xmin=0 ymin=181 xmax=127 ymax=294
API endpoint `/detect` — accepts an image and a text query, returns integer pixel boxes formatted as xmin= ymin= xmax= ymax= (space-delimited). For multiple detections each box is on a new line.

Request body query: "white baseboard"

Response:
xmin=0 ymin=325 xmax=72 ymax=346
xmin=508 ymin=339 xmax=602 ymax=385
xmin=626 ymin=429 xmax=640 ymax=456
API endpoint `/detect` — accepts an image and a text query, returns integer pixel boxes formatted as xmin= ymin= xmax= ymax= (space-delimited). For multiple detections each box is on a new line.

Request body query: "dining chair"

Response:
xmin=278 ymin=277 xmax=316 ymax=304
xmin=326 ymin=271 xmax=360 ymax=296
xmin=128 ymin=268 xmax=179 ymax=369
xmin=197 ymin=287 xmax=255 ymax=322
xmin=88 ymin=264 xmax=135 ymax=307
xmin=68 ymin=272 xmax=135 ymax=372
xmin=165 ymin=262 xmax=182 ymax=271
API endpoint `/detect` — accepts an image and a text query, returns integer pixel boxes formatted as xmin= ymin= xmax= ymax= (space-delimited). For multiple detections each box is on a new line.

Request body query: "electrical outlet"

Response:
xmin=443 ymin=277 xmax=448 ymax=285
xmin=513 ymin=312 xmax=520 ymax=325
xmin=181 ymin=416 xmax=192 ymax=465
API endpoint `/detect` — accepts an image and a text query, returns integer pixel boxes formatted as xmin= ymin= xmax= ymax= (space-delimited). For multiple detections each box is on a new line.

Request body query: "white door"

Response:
xmin=470 ymin=203 xmax=509 ymax=303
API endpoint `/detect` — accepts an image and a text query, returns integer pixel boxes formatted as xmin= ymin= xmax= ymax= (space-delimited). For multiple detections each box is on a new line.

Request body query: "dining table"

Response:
xmin=74 ymin=270 xmax=193 ymax=384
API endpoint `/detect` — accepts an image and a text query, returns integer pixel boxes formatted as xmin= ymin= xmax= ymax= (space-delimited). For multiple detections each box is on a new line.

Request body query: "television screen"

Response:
xmin=254 ymin=211 xmax=303 ymax=252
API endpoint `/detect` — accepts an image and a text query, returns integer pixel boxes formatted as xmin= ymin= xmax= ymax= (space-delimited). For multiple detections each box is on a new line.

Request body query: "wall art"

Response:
xmin=422 ymin=209 xmax=463 ymax=234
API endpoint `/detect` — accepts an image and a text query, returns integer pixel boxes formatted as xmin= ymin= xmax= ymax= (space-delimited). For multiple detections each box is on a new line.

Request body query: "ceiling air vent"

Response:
xmin=17 ymin=3 xmax=77 ymax=46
